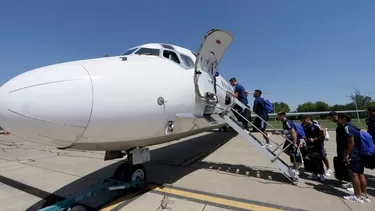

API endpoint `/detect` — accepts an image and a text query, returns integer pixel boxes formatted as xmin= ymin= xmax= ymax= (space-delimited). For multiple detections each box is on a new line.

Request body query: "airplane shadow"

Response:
xmin=9 ymin=131 xmax=292 ymax=210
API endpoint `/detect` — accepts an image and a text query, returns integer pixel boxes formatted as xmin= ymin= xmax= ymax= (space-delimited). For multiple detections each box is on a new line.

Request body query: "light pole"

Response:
xmin=346 ymin=94 xmax=360 ymax=123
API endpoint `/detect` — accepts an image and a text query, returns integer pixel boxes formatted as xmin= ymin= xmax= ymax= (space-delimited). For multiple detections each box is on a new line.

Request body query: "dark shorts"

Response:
xmin=347 ymin=159 xmax=365 ymax=174
xmin=254 ymin=117 xmax=268 ymax=131
xmin=320 ymin=148 xmax=327 ymax=159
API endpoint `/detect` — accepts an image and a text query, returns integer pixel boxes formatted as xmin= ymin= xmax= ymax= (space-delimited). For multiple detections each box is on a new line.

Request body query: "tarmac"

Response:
xmin=0 ymin=130 xmax=374 ymax=211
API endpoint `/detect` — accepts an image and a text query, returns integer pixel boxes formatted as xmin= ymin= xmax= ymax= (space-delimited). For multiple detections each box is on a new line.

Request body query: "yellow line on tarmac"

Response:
xmin=100 ymin=191 xmax=139 ymax=211
xmin=150 ymin=185 xmax=287 ymax=211
xmin=101 ymin=184 xmax=287 ymax=211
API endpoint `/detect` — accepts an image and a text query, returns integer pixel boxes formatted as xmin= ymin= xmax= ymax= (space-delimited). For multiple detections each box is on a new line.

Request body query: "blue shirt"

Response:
xmin=234 ymin=84 xmax=248 ymax=105
xmin=344 ymin=123 xmax=362 ymax=160
xmin=253 ymin=97 xmax=267 ymax=118
xmin=366 ymin=117 xmax=375 ymax=140
xmin=282 ymin=119 xmax=304 ymax=140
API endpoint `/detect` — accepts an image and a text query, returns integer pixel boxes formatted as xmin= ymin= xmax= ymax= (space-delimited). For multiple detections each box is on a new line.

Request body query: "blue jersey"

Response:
xmin=253 ymin=97 xmax=268 ymax=118
xmin=234 ymin=83 xmax=248 ymax=105
xmin=282 ymin=119 xmax=304 ymax=139
xmin=344 ymin=123 xmax=362 ymax=160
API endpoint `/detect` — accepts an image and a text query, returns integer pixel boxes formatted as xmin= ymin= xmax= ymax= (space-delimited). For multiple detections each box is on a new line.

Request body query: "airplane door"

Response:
xmin=194 ymin=29 xmax=233 ymax=99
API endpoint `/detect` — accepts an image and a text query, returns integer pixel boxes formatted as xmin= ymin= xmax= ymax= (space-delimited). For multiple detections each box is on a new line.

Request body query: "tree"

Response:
xmin=349 ymin=89 xmax=373 ymax=109
xmin=365 ymin=101 xmax=375 ymax=109
xmin=331 ymin=104 xmax=348 ymax=111
xmin=273 ymin=102 xmax=290 ymax=113
xmin=315 ymin=101 xmax=330 ymax=111
xmin=296 ymin=102 xmax=316 ymax=112
xmin=104 ymin=54 xmax=110 ymax=57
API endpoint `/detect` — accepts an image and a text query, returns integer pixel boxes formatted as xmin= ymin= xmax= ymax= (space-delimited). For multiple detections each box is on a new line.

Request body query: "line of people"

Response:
xmin=277 ymin=109 xmax=375 ymax=204
xmin=277 ymin=112 xmax=332 ymax=181
xmin=227 ymin=78 xmax=374 ymax=204
xmin=326 ymin=109 xmax=375 ymax=203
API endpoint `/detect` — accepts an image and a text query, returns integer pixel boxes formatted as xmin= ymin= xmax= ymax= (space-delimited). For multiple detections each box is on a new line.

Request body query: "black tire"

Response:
xmin=112 ymin=163 xmax=147 ymax=189
xmin=70 ymin=205 xmax=87 ymax=211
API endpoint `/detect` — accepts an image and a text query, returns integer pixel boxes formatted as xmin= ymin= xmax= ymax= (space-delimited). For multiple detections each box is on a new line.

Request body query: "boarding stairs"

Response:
xmin=214 ymin=88 xmax=300 ymax=184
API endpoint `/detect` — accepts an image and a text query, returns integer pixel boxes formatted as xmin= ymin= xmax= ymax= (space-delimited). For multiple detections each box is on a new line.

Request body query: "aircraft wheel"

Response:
xmin=112 ymin=163 xmax=147 ymax=190
xmin=70 ymin=205 xmax=87 ymax=211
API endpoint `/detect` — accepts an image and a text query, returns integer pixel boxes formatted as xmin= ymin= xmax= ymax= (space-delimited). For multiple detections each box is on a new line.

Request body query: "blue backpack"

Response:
xmin=358 ymin=130 xmax=375 ymax=156
xmin=294 ymin=122 xmax=306 ymax=139
xmin=263 ymin=98 xmax=273 ymax=113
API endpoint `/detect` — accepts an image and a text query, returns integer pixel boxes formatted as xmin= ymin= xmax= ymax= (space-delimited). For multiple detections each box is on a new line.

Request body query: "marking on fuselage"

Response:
xmin=8 ymin=79 xmax=82 ymax=93
xmin=7 ymin=109 xmax=86 ymax=128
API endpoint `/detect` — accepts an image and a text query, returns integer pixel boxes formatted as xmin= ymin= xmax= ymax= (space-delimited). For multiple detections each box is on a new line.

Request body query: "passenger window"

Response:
xmin=180 ymin=54 xmax=195 ymax=68
xmin=163 ymin=50 xmax=180 ymax=64
xmin=134 ymin=48 xmax=160 ymax=56
xmin=122 ymin=48 xmax=138 ymax=55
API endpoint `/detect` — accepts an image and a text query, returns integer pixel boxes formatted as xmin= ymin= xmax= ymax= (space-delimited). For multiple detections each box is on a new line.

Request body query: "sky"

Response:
xmin=0 ymin=0 xmax=374 ymax=110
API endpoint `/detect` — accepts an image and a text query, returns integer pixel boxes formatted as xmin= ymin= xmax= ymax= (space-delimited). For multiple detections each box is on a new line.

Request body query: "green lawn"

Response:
xmin=266 ymin=119 xmax=368 ymax=131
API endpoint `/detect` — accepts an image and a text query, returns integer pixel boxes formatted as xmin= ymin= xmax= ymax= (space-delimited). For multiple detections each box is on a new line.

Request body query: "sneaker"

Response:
xmin=361 ymin=194 xmax=371 ymax=203
xmin=325 ymin=169 xmax=333 ymax=176
xmin=319 ymin=174 xmax=325 ymax=182
xmin=289 ymin=168 xmax=299 ymax=177
xmin=343 ymin=195 xmax=364 ymax=203
xmin=308 ymin=173 xmax=318 ymax=180
xmin=292 ymin=169 xmax=300 ymax=176
xmin=342 ymin=183 xmax=352 ymax=189
xmin=263 ymin=144 xmax=272 ymax=148
xmin=347 ymin=187 xmax=354 ymax=193
xmin=341 ymin=183 xmax=354 ymax=192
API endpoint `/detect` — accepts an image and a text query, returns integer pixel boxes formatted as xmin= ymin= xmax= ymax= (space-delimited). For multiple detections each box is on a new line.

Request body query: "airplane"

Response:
xmin=0 ymin=29 xmax=367 ymax=184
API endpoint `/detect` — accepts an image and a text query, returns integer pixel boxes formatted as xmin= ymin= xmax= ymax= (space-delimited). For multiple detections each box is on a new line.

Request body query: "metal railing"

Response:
xmin=215 ymin=84 xmax=296 ymax=161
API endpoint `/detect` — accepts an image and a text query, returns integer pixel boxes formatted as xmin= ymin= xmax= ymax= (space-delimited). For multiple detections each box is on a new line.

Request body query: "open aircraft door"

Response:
xmin=194 ymin=29 xmax=233 ymax=104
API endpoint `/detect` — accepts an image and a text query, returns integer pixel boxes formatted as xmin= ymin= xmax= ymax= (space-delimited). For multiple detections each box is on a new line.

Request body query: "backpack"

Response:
xmin=358 ymin=130 xmax=375 ymax=156
xmin=262 ymin=98 xmax=273 ymax=113
xmin=312 ymin=120 xmax=329 ymax=141
xmin=294 ymin=122 xmax=306 ymax=139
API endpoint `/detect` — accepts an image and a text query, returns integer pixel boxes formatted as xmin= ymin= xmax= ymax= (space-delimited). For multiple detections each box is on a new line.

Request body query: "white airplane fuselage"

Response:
xmin=0 ymin=37 xmax=236 ymax=151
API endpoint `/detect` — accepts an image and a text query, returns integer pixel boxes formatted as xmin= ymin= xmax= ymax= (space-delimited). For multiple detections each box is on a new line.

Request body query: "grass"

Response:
xmin=266 ymin=119 xmax=368 ymax=131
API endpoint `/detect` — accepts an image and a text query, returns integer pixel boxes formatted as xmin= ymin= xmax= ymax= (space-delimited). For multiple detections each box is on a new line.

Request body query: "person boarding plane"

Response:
xmin=0 ymin=29 xmax=366 ymax=186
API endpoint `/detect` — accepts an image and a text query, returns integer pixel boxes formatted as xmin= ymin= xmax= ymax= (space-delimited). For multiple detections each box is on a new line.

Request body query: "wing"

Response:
xmin=268 ymin=110 xmax=367 ymax=117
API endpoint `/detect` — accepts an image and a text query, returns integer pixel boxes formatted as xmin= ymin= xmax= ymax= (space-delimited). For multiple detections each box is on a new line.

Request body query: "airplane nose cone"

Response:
xmin=0 ymin=62 xmax=93 ymax=147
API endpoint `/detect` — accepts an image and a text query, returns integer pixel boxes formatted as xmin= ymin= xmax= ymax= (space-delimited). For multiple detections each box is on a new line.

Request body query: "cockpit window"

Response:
xmin=163 ymin=50 xmax=180 ymax=64
xmin=122 ymin=48 xmax=137 ymax=55
xmin=161 ymin=44 xmax=175 ymax=50
xmin=180 ymin=54 xmax=194 ymax=68
xmin=134 ymin=48 xmax=160 ymax=56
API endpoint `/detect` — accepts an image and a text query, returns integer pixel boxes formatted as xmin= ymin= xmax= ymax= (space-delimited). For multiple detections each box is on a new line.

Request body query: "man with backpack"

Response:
xmin=253 ymin=89 xmax=271 ymax=147
xmin=298 ymin=115 xmax=333 ymax=177
xmin=338 ymin=113 xmax=372 ymax=203
xmin=277 ymin=112 xmax=306 ymax=176
xmin=300 ymin=115 xmax=327 ymax=181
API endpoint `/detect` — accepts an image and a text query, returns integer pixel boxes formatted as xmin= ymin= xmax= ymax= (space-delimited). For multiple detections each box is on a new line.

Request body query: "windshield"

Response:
xmin=135 ymin=48 xmax=160 ymax=56
xmin=122 ymin=48 xmax=138 ymax=55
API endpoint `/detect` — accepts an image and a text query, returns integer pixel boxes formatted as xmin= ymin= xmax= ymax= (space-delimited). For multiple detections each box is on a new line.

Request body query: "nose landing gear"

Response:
xmin=111 ymin=147 xmax=150 ymax=190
